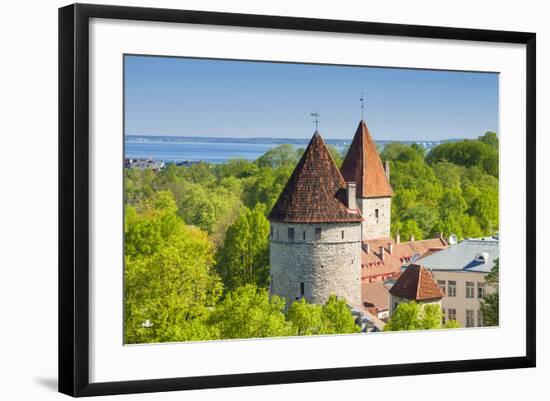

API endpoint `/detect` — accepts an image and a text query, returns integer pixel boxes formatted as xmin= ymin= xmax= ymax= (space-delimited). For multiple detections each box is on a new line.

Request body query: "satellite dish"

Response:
xmin=448 ymin=234 xmax=458 ymax=245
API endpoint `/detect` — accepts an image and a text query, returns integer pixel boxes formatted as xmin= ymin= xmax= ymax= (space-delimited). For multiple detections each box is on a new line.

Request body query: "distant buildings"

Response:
xmin=415 ymin=236 xmax=499 ymax=328
xmin=124 ymin=158 xmax=165 ymax=171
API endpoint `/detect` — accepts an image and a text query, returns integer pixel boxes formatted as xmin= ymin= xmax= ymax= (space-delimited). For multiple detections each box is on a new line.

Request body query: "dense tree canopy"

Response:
xmin=124 ymin=131 xmax=498 ymax=343
xmin=216 ymin=204 xmax=271 ymax=292
xmin=124 ymin=191 xmax=223 ymax=344
xmin=381 ymin=137 xmax=498 ymax=240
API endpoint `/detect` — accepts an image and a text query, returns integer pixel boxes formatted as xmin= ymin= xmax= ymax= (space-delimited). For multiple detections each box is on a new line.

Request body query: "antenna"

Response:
xmin=310 ymin=111 xmax=320 ymax=131
xmin=360 ymin=91 xmax=365 ymax=120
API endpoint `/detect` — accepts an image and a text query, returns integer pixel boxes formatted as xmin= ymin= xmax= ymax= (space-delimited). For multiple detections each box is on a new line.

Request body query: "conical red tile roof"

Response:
xmin=268 ymin=132 xmax=362 ymax=224
xmin=389 ymin=264 xmax=444 ymax=301
xmin=340 ymin=120 xmax=393 ymax=198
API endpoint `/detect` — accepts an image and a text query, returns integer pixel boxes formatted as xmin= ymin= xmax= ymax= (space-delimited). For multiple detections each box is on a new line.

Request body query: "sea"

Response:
xmin=125 ymin=135 xmax=449 ymax=164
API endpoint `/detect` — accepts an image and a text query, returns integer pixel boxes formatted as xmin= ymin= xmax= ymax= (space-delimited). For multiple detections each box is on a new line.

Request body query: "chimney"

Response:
xmin=379 ymin=246 xmax=385 ymax=260
xmin=410 ymin=234 xmax=415 ymax=242
xmin=388 ymin=242 xmax=393 ymax=255
xmin=396 ymin=230 xmax=400 ymax=244
xmin=346 ymin=182 xmax=357 ymax=210
xmin=364 ymin=243 xmax=370 ymax=254
xmin=384 ymin=160 xmax=390 ymax=182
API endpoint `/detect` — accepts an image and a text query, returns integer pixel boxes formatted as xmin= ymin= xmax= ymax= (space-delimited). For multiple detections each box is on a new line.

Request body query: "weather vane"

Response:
xmin=310 ymin=111 xmax=320 ymax=131
xmin=360 ymin=91 xmax=365 ymax=120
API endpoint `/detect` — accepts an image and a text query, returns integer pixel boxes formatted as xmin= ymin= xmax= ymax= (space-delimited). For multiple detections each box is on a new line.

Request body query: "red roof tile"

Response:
xmin=361 ymin=237 xmax=447 ymax=280
xmin=361 ymin=281 xmax=390 ymax=312
xmin=268 ymin=132 xmax=363 ymax=223
xmin=340 ymin=120 xmax=393 ymax=198
xmin=389 ymin=264 xmax=444 ymax=301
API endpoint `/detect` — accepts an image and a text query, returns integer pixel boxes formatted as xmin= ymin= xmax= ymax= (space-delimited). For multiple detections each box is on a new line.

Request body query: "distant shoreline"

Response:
xmin=124 ymin=135 xmax=463 ymax=164
xmin=125 ymin=134 xmax=464 ymax=145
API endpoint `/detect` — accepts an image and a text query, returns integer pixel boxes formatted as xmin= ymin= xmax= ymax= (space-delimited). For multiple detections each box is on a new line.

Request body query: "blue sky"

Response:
xmin=124 ymin=55 xmax=499 ymax=141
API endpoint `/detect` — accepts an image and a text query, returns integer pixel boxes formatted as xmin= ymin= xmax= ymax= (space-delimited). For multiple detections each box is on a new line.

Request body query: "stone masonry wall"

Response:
xmin=358 ymin=197 xmax=391 ymax=240
xmin=269 ymin=222 xmax=362 ymax=309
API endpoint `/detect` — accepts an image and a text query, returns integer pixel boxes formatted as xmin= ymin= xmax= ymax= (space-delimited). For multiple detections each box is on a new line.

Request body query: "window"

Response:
xmin=270 ymin=226 xmax=273 ymax=238
xmin=437 ymin=280 xmax=446 ymax=295
xmin=477 ymin=310 xmax=484 ymax=327
xmin=375 ymin=209 xmax=379 ymax=218
xmin=303 ymin=230 xmax=306 ymax=240
xmin=448 ymin=308 xmax=457 ymax=322
xmin=300 ymin=282 xmax=305 ymax=297
xmin=467 ymin=310 xmax=475 ymax=327
xmin=341 ymin=230 xmax=345 ymax=239
xmin=466 ymin=281 xmax=475 ymax=298
xmin=442 ymin=308 xmax=446 ymax=325
xmin=288 ymin=227 xmax=295 ymax=241
xmin=315 ymin=227 xmax=322 ymax=240
xmin=448 ymin=281 xmax=457 ymax=297
xmin=477 ymin=282 xmax=486 ymax=299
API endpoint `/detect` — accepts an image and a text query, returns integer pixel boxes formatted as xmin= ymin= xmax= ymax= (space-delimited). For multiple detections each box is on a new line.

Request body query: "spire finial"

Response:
xmin=310 ymin=111 xmax=320 ymax=131
xmin=360 ymin=91 xmax=365 ymax=121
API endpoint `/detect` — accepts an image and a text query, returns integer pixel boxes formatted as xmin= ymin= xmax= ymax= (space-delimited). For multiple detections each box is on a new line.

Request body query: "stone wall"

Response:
xmin=269 ymin=221 xmax=362 ymax=309
xmin=358 ymin=197 xmax=391 ymax=240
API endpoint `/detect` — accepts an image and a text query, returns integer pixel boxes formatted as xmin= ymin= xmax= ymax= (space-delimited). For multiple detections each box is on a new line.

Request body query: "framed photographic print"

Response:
xmin=58 ymin=3 xmax=536 ymax=397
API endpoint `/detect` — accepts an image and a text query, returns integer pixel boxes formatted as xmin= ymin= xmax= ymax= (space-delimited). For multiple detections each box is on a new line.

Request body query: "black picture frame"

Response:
xmin=59 ymin=3 xmax=536 ymax=397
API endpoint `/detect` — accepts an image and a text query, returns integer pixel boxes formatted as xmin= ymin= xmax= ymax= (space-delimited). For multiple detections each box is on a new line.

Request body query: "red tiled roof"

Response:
xmin=340 ymin=120 xmax=393 ymax=198
xmin=389 ymin=264 xmax=444 ymax=301
xmin=268 ymin=132 xmax=363 ymax=223
xmin=361 ymin=281 xmax=390 ymax=313
xmin=361 ymin=237 xmax=447 ymax=280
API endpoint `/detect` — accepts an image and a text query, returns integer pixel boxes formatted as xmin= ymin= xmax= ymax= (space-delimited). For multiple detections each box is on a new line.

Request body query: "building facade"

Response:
xmin=416 ymin=236 xmax=499 ymax=327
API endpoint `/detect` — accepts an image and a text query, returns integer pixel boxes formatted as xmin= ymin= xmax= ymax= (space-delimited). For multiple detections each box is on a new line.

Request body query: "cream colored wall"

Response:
xmin=429 ymin=270 xmax=495 ymax=328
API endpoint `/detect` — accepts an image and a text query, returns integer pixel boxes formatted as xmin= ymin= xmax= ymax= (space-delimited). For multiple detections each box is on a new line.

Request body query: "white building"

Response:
xmin=415 ymin=235 xmax=499 ymax=328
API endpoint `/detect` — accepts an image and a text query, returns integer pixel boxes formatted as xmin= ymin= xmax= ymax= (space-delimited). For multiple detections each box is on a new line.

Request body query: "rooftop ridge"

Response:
xmin=340 ymin=120 xmax=393 ymax=198
xmin=268 ymin=131 xmax=363 ymax=224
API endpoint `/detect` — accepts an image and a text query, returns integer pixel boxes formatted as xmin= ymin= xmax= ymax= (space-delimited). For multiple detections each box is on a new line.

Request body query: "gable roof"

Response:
xmin=340 ymin=120 xmax=393 ymax=198
xmin=268 ymin=131 xmax=362 ymax=223
xmin=389 ymin=264 xmax=444 ymax=301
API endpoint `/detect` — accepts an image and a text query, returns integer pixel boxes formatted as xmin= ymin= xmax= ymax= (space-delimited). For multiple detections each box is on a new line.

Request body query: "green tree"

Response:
xmin=426 ymin=140 xmax=498 ymax=177
xmin=287 ymin=298 xmax=324 ymax=336
xmin=216 ymin=204 xmax=271 ymax=291
xmin=318 ymin=295 xmax=361 ymax=334
xmin=381 ymin=142 xmax=424 ymax=163
xmin=384 ymin=302 xmax=459 ymax=331
xmin=244 ymin=165 xmax=293 ymax=212
xmin=480 ymin=258 xmax=499 ymax=326
xmin=256 ymin=144 xmax=300 ymax=168
xmin=327 ymin=144 xmax=343 ymax=167
xmin=124 ymin=192 xmax=223 ymax=344
xmin=208 ymin=284 xmax=291 ymax=339
xmin=478 ymin=131 xmax=499 ymax=150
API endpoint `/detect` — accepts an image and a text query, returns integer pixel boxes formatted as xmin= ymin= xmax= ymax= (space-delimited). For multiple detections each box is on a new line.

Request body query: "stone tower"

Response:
xmin=268 ymin=131 xmax=363 ymax=309
xmin=340 ymin=120 xmax=393 ymax=240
